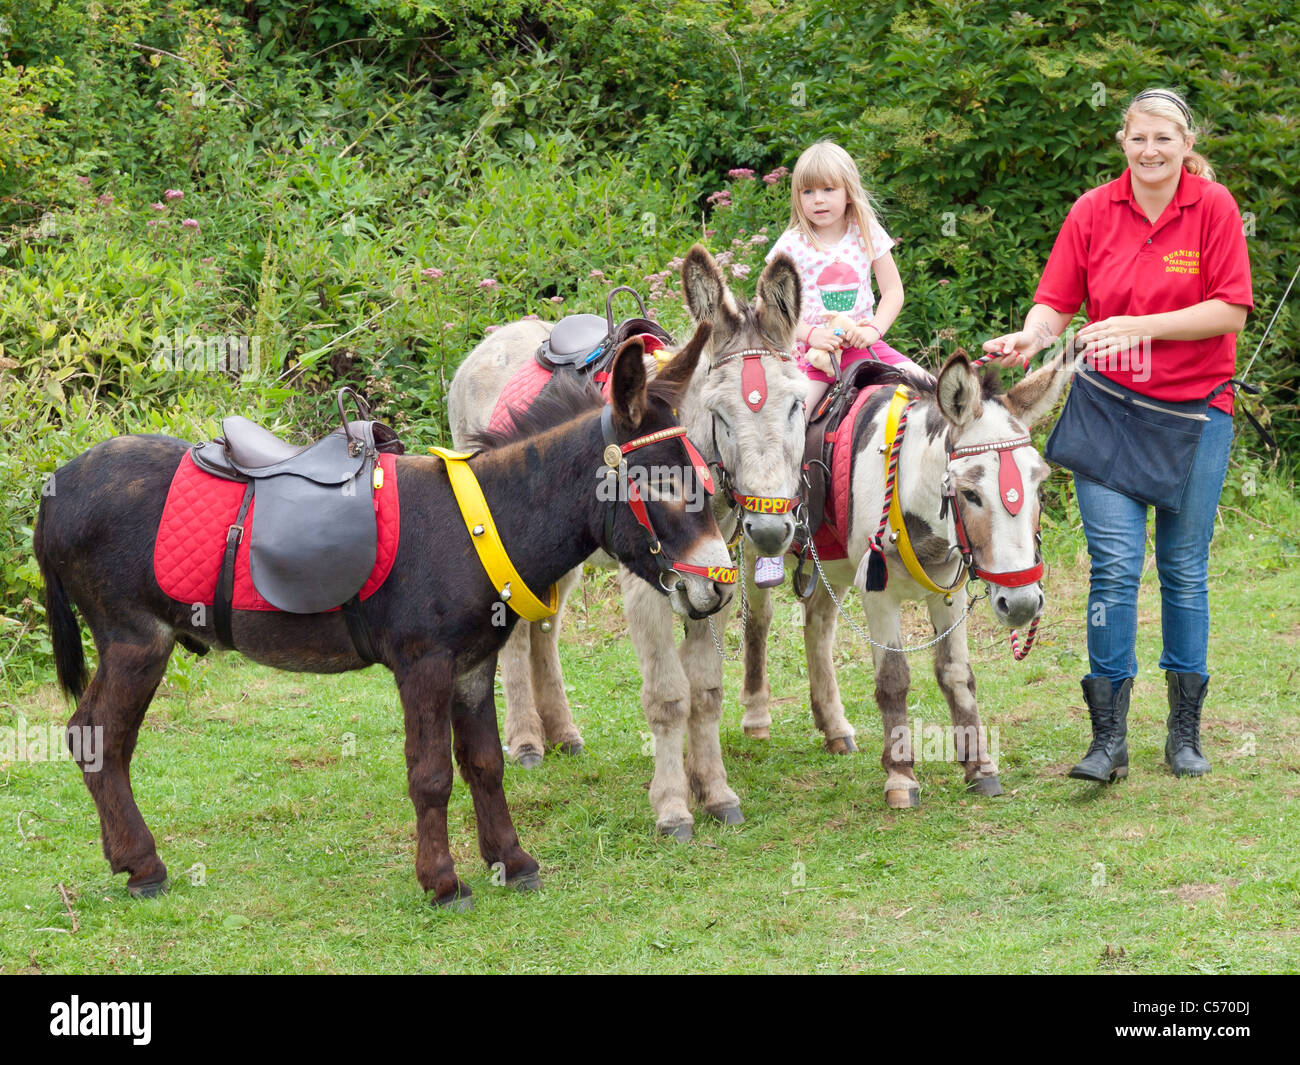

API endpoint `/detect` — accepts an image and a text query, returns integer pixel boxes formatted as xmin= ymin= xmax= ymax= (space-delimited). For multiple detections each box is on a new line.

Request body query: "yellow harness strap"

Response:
xmin=430 ymin=447 xmax=559 ymax=622
xmin=883 ymin=387 xmax=955 ymax=598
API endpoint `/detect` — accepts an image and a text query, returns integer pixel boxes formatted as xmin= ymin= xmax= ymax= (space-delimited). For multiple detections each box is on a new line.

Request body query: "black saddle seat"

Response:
xmin=221 ymin=415 xmax=314 ymax=470
xmin=537 ymin=285 xmax=673 ymax=375
xmin=189 ymin=388 xmax=404 ymax=618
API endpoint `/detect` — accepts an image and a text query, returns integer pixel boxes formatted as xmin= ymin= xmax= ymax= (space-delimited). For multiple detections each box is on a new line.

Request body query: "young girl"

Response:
xmin=753 ymin=140 xmax=930 ymax=586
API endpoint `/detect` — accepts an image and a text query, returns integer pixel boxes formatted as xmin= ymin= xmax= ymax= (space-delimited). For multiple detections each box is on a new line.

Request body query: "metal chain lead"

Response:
xmin=707 ymin=533 xmax=749 ymax=661
xmin=806 ymin=532 xmax=983 ymax=654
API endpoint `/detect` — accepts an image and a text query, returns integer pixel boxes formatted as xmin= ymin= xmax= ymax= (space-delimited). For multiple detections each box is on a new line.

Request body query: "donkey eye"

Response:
xmin=962 ymin=490 xmax=982 ymax=506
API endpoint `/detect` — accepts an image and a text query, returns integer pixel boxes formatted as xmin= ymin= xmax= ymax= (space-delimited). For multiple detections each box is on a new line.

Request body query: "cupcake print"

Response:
xmin=817 ymin=260 xmax=861 ymax=314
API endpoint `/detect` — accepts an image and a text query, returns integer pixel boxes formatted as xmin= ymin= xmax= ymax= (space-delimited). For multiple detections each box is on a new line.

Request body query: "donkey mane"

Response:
xmin=465 ymin=366 xmax=683 ymax=452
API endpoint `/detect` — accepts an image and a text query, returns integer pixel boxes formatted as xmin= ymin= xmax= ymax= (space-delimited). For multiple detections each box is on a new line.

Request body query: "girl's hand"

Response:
xmin=807 ymin=326 xmax=845 ymax=353
xmin=845 ymin=320 xmax=879 ymax=348
xmin=981 ymin=330 xmax=1041 ymax=368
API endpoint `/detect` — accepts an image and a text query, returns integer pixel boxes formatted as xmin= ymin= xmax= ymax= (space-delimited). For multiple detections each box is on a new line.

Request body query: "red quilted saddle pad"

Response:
xmin=805 ymin=383 xmax=887 ymax=563
xmin=486 ymin=335 xmax=666 ymax=436
xmin=154 ymin=451 xmax=400 ymax=611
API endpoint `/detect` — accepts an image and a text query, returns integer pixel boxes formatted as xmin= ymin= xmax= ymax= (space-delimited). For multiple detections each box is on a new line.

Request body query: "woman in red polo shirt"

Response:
xmin=983 ymin=88 xmax=1253 ymax=783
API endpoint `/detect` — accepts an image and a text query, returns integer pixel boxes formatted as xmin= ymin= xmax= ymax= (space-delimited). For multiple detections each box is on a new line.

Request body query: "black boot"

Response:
xmin=1068 ymin=676 xmax=1132 ymax=782
xmin=1165 ymin=672 xmax=1211 ymax=777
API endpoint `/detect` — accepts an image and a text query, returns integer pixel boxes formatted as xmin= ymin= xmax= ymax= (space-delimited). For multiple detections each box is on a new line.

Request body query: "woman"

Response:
xmin=983 ymin=88 xmax=1253 ymax=782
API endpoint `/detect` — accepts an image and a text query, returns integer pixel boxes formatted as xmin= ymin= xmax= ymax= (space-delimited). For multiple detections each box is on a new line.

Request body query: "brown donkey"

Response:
xmin=33 ymin=334 xmax=734 ymax=910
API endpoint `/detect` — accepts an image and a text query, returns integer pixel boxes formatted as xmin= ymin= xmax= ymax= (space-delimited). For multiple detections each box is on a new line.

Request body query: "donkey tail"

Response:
xmin=33 ymin=507 xmax=88 ymax=702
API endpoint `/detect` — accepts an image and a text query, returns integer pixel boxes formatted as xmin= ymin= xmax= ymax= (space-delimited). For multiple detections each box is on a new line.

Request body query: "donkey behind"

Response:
xmin=450 ymin=246 xmax=808 ymax=838
xmin=35 ymin=334 xmax=733 ymax=910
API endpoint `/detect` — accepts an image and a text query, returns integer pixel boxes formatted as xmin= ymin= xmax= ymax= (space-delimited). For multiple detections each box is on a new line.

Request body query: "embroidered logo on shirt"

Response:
xmin=1163 ymin=249 xmax=1200 ymax=275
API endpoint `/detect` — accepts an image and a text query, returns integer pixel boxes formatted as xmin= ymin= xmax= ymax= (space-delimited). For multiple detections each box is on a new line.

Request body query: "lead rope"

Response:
xmin=806 ymin=532 xmax=984 ymax=653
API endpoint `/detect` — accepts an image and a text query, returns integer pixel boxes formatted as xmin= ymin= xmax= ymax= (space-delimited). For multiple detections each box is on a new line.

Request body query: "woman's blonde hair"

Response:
xmin=788 ymin=140 xmax=883 ymax=257
xmin=1116 ymin=88 xmax=1215 ymax=182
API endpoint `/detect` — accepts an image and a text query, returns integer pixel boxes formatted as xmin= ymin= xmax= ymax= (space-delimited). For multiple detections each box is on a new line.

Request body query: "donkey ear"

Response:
xmin=681 ymin=244 xmax=736 ymax=324
xmin=1004 ymin=334 xmax=1087 ymax=427
xmin=610 ymin=336 xmax=648 ymax=431
xmin=936 ymin=352 xmax=982 ymax=428
xmin=754 ymin=253 xmax=801 ymax=345
xmin=656 ymin=321 xmax=712 ymax=396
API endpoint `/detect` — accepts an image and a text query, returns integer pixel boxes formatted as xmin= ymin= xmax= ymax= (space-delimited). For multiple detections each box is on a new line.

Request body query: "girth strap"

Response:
xmin=215 ymin=482 xmax=254 ymax=649
xmin=430 ymin=446 xmax=558 ymax=623
xmin=883 ymin=387 xmax=963 ymax=597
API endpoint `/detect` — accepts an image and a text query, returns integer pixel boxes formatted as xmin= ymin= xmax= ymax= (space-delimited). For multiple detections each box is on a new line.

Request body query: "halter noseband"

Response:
xmin=708 ymin=346 xmax=802 ymax=519
xmin=940 ymin=432 xmax=1044 ymax=588
xmin=600 ymin=404 xmax=738 ymax=592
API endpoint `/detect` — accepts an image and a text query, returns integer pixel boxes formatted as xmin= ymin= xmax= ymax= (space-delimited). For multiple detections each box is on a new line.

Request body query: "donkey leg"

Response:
xmin=397 ymin=653 xmax=470 ymax=909
xmin=803 ymin=581 xmax=858 ymax=754
xmin=681 ymin=611 xmax=742 ymax=824
xmin=621 ymin=568 xmax=693 ymax=840
xmin=533 ymin=567 xmax=584 ymax=754
xmin=501 ymin=618 xmax=545 ymax=769
xmin=864 ymin=597 xmax=918 ymax=808
xmin=740 ymin=571 xmax=775 ymax=739
xmin=71 ymin=631 xmax=174 ymax=897
xmin=451 ymin=658 xmax=541 ymax=891
xmin=929 ymin=591 xmax=1001 ymax=796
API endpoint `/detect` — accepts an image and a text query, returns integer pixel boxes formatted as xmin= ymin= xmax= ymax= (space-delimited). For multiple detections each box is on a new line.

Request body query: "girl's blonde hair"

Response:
xmin=788 ymin=140 xmax=883 ymax=257
xmin=1116 ymin=88 xmax=1215 ymax=182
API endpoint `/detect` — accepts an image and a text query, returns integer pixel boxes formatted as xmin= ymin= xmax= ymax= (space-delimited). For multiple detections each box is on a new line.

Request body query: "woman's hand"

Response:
xmin=981 ymin=330 xmax=1043 ymax=368
xmin=1076 ymin=315 xmax=1147 ymax=363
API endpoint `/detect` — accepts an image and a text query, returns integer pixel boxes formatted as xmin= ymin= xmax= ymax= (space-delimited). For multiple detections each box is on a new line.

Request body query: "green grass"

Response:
xmin=2 ymin=510 xmax=1298 ymax=974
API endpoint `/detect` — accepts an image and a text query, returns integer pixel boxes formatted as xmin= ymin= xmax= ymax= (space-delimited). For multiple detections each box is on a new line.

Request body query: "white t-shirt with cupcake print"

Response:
xmin=765 ymin=218 xmax=896 ymax=332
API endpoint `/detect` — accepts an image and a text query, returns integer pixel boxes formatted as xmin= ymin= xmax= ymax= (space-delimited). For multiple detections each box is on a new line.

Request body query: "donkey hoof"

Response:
xmin=508 ymin=871 xmax=542 ymax=893
xmin=825 ymin=735 xmax=857 ymax=755
xmin=127 ymin=877 xmax=169 ymax=900
xmin=967 ymin=775 xmax=1004 ymax=797
xmin=555 ymin=739 xmax=584 ymax=756
xmin=659 ymin=820 xmax=694 ymax=843
xmin=707 ymin=805 xmax=745 ymax=826
xmin=743 ymin=725 xmax=770 ymax=740
xmin=514 ymin=747 xmax=543 ymax=769
xmin=432 ymin=889 xmax=474 ymax=912
xmin=885 ymin=788 xmax=921 ymax=809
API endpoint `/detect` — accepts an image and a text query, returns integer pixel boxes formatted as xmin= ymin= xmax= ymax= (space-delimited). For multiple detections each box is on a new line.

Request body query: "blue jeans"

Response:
xmin=1073 ymin=408 xmax=1234 ymax=685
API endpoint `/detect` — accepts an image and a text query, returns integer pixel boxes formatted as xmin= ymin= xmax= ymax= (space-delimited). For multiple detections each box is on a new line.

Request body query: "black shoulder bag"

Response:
xmin=1044 ymin=365 xmax=1267 ymax=512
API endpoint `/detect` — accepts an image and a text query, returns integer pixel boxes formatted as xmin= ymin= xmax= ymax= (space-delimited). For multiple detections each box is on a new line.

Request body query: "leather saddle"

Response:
xmin=798 ymin=360 xmax=908 ymax=551
xmin=191 ymin=387 xmax=404 ymax=616
xmin=537 ymin=285 xmax=673 ymax=377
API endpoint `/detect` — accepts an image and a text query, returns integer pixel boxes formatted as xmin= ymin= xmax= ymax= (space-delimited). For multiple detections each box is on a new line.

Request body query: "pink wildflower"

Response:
xmin=478 ymin=278 xmax=498 ymax=289
xmin=485 ymin=325 xmax=500 ymax=334
xmin=180 ymin=218 xmax=200 ymax=232
xmin=421 ymin=267 xmax=445 ymax=280
xmin=549 ymin=295 xmax=564 ymax=303
xmin=96 ymin=193 xmax=113 ymax=207
xmin=151 ymin=202 xmax=166 ymax=211
xmin=164 ymin=189 xmax=184 ymax=202
xmin=728 ymin=168 xmax=755 ymax=179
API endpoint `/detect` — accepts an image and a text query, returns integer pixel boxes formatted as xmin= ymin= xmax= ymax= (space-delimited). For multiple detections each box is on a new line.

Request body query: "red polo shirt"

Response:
xmin=1035 ymin=167 xmax=1253 ymax=414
